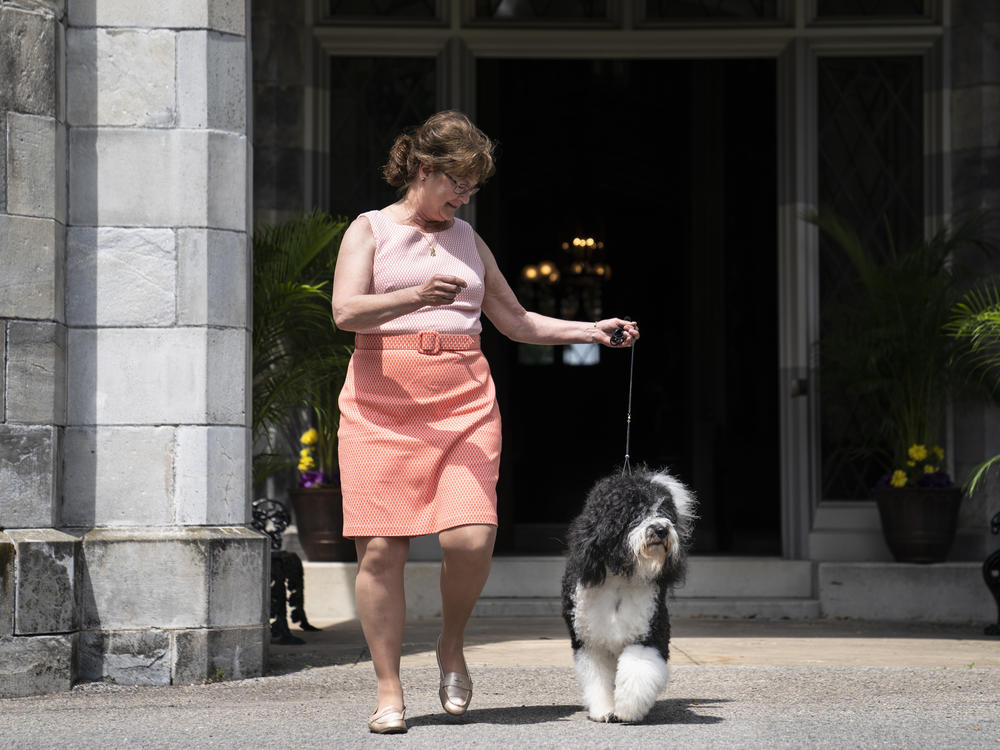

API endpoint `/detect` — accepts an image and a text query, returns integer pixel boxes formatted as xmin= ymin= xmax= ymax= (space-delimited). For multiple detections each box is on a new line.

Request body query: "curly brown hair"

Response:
xmin=382 ymin=110 xmax=496 ymax=190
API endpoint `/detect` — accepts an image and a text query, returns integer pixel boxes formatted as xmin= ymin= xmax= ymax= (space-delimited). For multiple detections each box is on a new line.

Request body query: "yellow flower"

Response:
xmin=906 ymin=460 xmax=915 ymax=467
xmin=299 ymin=448 xmax=311 ymax=459
xmin=932 ymin=445 xmax=944 ymax=460
xmin=924 ymin=465 xmax=938 ymax=474
xmin=890 ymin=469 xmax=908 ymax=488
xmin=298 ymin=454 xmax=315 ymax=471
xmin=907 ymin=444 xmax=927 ymax=462
xmin=300 ymin=428 xmax=319 ymax=446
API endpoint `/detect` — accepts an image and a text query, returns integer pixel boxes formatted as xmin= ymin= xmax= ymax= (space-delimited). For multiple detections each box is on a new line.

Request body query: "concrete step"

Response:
xmin=472 ymin=596 xmax=821 ymax=620
xmin=473 ymin=597 xmax=563 ymax=617
xmin=299 ymin=557 xmax=991 ymax=624
xmin=669 ymin=597 xmax=821 ymax=619
xmin=479 ymin=556 xmax=814 ymax=599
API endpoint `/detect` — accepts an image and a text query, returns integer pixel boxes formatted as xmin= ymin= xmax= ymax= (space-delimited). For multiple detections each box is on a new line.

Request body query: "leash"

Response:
xmin=611 ymin=317 xmax=637 ymax=476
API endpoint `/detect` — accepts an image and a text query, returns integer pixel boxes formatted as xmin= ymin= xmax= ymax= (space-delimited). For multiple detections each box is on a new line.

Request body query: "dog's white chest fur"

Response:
xmin=572 ymin=575 xmax=656 ymax=651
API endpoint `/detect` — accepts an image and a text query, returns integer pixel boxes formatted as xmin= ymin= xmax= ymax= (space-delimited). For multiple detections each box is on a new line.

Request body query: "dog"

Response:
xmin=561 ymin=466 xmax=697 ymax=723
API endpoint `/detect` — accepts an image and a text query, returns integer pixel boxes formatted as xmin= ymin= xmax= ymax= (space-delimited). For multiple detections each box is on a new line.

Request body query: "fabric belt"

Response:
xmin=354 ymin=332 xmax=480 ymax=354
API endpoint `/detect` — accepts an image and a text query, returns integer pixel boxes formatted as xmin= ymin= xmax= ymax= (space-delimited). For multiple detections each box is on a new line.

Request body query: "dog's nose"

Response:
xmin=648 ymin=523 xmax=670 ymax=541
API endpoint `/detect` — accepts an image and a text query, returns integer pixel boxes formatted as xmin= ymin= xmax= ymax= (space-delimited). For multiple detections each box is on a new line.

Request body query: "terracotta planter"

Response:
xmin=288 ymin=486 xmax=356 ymax=562
xmin=873 ymin=486 xmax=962 ymax=564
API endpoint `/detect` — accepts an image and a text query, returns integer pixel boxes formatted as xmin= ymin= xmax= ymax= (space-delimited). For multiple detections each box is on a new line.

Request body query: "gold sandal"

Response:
xmin=436 ymin=635 xmax=473 ymax=715
xmin=368 ymin=705 xmax=407 ymax=734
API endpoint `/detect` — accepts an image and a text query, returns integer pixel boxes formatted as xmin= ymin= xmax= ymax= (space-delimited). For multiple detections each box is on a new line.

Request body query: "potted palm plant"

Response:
xmin=808 ymin=210 xmax=994 ymax=562
xmin=947 ymin=280 xmax=1000 ymax=495
xmin=252 ymin=211 xmax=355 ymax=561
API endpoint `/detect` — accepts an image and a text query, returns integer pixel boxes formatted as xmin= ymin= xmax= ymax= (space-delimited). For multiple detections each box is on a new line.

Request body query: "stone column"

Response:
xmin=1 ymin=0 xmax=267 ymax=696
xmin=0 ymin=0 xmax=77 ymax=697
xmin=950 ymin=0 xmax=1000 ymax=558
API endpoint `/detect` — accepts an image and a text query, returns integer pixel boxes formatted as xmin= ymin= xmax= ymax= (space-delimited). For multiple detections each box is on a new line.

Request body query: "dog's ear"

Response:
xmin=651 ymin=470 xmax=698 ymax=545
xmin=569 ymin=515 xmax=610 ymax=586
xmin=579 ymin=555 xmax=607 ymax=588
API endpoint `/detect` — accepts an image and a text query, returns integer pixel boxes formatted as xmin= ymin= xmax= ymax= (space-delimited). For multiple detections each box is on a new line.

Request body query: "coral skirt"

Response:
xmin=337 ymin=333 xmax=502 ymax=538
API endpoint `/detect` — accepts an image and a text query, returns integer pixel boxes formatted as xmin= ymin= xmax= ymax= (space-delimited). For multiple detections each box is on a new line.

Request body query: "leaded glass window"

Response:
xmin=327 ymin=57 xmax=436 ymax=218
xmin=644 ymin=0 xmax=778 ymax=20
xmin=816 ymin=0 xmax=925 ymax=18
xmin=817 ymin=56 xmax=924 ymax=500
xmin=472 ymin=0 xmax=610 ymax=20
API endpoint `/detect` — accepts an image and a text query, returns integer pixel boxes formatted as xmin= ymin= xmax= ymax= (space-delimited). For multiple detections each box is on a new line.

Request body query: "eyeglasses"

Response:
xmin=443 ymin=172 xmax=480 ymax=196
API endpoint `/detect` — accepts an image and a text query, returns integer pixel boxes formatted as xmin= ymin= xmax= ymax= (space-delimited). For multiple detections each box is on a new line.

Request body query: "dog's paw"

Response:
xmin=587 ymin=711 xmax=618 ymax=723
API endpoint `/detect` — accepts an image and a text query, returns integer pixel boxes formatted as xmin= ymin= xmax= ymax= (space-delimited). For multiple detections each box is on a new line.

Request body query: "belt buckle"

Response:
xmin=418 ymin=331 xmax=441 ymax=354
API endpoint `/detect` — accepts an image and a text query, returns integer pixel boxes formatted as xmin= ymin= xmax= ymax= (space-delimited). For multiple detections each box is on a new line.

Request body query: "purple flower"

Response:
xmin=297 ymin=470 xmax=341 ymax=489
xmin=915 ymin=471 xmax=954 ymax=488
xmin=298 ymin=471 xmax=330 ymax=488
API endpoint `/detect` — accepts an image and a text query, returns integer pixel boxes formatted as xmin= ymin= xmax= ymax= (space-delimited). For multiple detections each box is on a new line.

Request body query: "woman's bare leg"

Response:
xmin=354 ymin=536 xmax=410 ymax=710
xmin=437 ymin=524 xmax=497 ymax=675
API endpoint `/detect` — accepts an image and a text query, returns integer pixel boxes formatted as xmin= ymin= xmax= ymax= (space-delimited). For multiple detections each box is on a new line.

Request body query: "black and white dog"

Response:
xmin=561 ymin=467 xmax=697 ymax=723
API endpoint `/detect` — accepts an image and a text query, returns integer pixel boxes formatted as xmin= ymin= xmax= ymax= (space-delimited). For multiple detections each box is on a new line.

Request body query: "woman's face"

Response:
xmin=416 ymin=166 xmax=479 ymax=222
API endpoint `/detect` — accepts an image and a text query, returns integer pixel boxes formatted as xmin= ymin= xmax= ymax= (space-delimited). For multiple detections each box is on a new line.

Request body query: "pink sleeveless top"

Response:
xmin=359 ymin=210 xmax=485 ymax=336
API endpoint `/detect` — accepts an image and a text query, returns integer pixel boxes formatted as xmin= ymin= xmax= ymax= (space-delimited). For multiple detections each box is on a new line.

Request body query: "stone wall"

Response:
xmin=1 ymin=0 xmax=267 ymax=698
xmin=252 ymin=0 xmax=312 ymax=225
xmin=950 ymin=0 xmax=1000 ymax=558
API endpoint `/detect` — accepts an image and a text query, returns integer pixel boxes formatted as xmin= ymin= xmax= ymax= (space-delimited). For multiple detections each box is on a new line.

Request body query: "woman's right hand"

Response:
xmin=417 ymin=274 xmax=468 ymax=306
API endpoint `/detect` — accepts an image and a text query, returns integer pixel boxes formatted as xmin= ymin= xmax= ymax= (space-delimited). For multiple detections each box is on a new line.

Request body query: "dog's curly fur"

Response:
xmin=561 ymin=466 xmax=697 ymax=723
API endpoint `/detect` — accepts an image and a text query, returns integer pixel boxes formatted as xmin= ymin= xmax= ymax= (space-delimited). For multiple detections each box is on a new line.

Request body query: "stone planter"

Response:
xmin=288 ymin=486 xmax=356 ymax=562
xmin=873 ymin=486 xmax=963 ymax=564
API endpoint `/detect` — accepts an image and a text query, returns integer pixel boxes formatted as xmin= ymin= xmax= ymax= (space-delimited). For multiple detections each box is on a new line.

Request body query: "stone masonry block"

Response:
xmin=69 ymin=0 xmax=246 ymax=35
xmin=177 ymin=229 xmax=249 ymax=328
xmin=69 ymin=128 xmax=247 ymax=231
xmin=67 ymin=27 xmax=176 ymax=128
xmin=80 ymin=528 xmax=210 ymax=630
xmin=208 ymin=131 xmax=250 ymax=232
xmin=6 ymin=113 xmax=66 ymax=222
xmin=0 ymin=533 xmax=13 ymax=637
xmin=177 ymin=31 xmax=247 ymax=132
xmin=952 ymin=85 xmax=1000 ymax=152
xmin=207 ymin=527 xmax=266 ymax=626
xmin=171 ymin=625 xmax=265 ymax=685
xmin=0 ymin=425 xmax=60 ymax=529
xmin=5 ymin=320 xmax=66 ymax=425
xmin=175 ymin=426 xmax=249 ymax=526
xmin=68 ymin=327 xmax=246 ymax=425
xmin=78 ymin=629 xmax=170 ymax=685
xmin=66 ymin=227 xmax=176 ymax=326
xmin=0 ymin=6 xmax=58 ymax=117
xmin=207 ymin=327 xmax=249 ymax=425
xmin=80 ymin=527 xmax=267 ymax=631
xmin=0 ymin=215 xmax=65 ymax=321
xmin=0 ymin=633 xmax=76 ymax=698
xmin=6 ymin=529 xmax=79 ymax=635
xmin=952 ymin=22 xmax=1000 ymax=89
xmin=62 ymin=426 xmax=175 ymax=527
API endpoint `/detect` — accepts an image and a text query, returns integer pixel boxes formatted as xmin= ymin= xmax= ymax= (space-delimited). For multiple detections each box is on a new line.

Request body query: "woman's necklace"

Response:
xmin=418 ymin=230 xmax=438 ymax=256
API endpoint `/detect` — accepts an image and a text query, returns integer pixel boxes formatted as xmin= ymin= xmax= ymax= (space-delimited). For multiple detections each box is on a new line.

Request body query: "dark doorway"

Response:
xmin=475 ymin=58 xmax=779 ymax=555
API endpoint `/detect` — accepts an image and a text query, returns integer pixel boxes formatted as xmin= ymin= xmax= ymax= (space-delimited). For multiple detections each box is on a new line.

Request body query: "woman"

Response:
xmin=331 ymin=110 xmax=639 ymax=734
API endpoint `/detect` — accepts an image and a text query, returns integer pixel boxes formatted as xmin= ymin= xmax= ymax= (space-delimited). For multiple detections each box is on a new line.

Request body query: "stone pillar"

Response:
xmin=950 ymin=0 xmax=1000 ymax=558
xmin=1 ymin=0 xmax=267 ymax=697
xmin=0 ymin=0 xmax=77 ymax=697
xmin=252 ymin=0 xmax=312 ymax=224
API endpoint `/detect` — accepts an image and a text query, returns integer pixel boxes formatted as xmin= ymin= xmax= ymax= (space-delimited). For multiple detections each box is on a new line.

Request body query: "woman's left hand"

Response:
xmin=591 ymin=318 xmax=640 ymax=348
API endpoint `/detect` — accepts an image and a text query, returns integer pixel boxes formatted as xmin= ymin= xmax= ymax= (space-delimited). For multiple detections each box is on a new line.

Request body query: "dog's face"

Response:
xmin=626 ymin=473 xmax=695 ymax=580
xmin=568 ymin=468 xmax=697 ymax=586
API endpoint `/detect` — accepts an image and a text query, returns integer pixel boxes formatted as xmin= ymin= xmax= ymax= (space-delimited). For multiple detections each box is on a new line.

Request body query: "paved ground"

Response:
xmin=2 ymin=616 xmax=999 ymax=749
